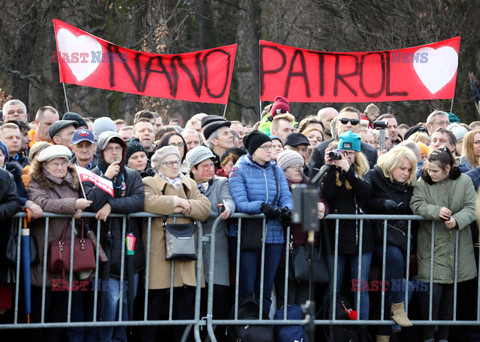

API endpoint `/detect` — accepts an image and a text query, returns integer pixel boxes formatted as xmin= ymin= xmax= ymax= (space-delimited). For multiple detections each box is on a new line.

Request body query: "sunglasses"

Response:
xmin=339 ymin=118 xmax=359 ymax=125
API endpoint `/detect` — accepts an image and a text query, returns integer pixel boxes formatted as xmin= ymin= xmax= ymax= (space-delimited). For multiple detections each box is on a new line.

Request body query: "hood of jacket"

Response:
xmin=95 ymin=131 xmax=127 ymax=173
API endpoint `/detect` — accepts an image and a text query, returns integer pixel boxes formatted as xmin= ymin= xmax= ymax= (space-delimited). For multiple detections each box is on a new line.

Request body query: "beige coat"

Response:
xmin=142 ymin=174 xmax=210 ymax=289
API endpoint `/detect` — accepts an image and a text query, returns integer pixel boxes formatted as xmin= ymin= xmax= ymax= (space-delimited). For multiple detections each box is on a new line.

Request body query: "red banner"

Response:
xmin=53 ymin=19 xmax=237 ymax=104
xmin=259 ymin=37 xmax=460 ymax=103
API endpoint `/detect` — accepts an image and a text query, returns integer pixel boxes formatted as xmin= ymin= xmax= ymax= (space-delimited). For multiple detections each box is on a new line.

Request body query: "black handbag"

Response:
xmin=239 ymin=218 xmax=265 ymax=251
xmin=289 ymin=242 xmax=329 ymax=284
xmin=374 ymin=221 xmax=408 ymax=255
xmin=162 ymin=184 xmax=197 ymax=261
xmin=239 ymin=166 xmax=280 ymax=251
xmin=6 ymin=220 xmax=39 ymax=266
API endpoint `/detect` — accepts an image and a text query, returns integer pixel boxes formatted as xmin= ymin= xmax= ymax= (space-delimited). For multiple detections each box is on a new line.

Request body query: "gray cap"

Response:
xmin=185 ymin=146 xmax=216 ymax=170
xmin=38 ymin=145 xmax=72 ymax=163
xmin=48 ymin=120 xmax=79 ymax=140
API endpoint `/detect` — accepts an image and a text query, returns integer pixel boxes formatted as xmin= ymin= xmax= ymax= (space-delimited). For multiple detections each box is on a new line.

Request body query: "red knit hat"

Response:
xmin=270 ymin=96 xmax=290 ymax=117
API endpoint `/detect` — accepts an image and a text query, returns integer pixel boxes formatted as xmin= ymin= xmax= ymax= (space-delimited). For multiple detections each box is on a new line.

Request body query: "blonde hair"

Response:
xmin=377 ymin=146 xmax=417 ymax=185
xmin=407 ymin=131 xmax=431 ymax=145
xmin=328 ymin=141 xmax=369 ymax=189
xmin=271 ymin=113 xmax=295 ymax=132
xmin=461 ymin=129 xmax=480 ymax=168
xmin=301 ymin=126 xmax=324 ymax=142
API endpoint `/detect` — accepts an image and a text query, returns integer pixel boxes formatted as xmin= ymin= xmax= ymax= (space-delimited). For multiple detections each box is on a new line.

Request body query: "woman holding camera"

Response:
xmin=316 ymin=130 xmax=372 ymax=320
xmin=410 ymin=147 xmax=476 ymax=342
xmin=365 ymin=146 xmax=416 ymax=341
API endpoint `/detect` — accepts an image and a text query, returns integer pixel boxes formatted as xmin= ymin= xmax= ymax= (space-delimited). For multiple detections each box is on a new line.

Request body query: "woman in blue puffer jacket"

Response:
xmin=229 ymin=130 xmax=293 ymax=315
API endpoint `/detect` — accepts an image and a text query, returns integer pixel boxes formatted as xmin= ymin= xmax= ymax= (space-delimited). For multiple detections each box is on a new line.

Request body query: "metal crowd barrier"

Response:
xmin=3 ymin=212 xmax=480 ymax=342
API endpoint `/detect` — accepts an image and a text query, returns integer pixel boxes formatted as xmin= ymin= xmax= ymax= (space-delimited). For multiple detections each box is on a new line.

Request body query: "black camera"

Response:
xmin=328 ymin=149 xmax=343 ymax=160
xmin=373 ymin=120 xmax=387 ymax=129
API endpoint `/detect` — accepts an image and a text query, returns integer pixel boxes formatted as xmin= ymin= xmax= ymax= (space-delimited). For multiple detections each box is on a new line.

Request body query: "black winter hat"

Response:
xmin=201 ymin=115 xmax=227 ymax=128
xmin=285 ymin=132 xmax=310 ymax=147
xmin=403 ymin=125 xmax=429 ymax=140
xmin=243 ymin=130 xmax=271 ymax=155
xmin=125 ymin=138 xmax=147 ymax=164
xmin=220 ymin=147 xmax=247 ymax=164
xmin=48 ymin=120 xmax=79 ymax=140
xmin=63 ymin=112 xmax=87 ymax=129
xmin=203 ymin=120 xmax=231 ymax=141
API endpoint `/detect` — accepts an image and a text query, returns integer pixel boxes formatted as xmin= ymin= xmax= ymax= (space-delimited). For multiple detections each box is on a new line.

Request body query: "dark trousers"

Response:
xmin=140 ymin=286 xmax=195 ymax=342
xmin=238 ymin=243 xmax=283 ymax=315
xmin=421 ymin=283 xmax=454 ymax=340
xmin=200 ymin=284 xmax=232 ymax=342
xmin=29 ymin=285 xmax=68 ymax=342
xmin=67 ymin=289 xmax=96 ymax=342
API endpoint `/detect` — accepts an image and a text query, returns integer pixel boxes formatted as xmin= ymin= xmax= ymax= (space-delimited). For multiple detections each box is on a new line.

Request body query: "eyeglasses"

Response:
xmin=432 ymin=120 xmax=449 ymax=126
xmin=162 ymin=160 xmax=181 ymax=167
xmin=47 ymin=161 xmax=68 ymax=169
xmin=258 ymin=145 xmax=274 ymax=151
xmin=339 ymin=118 xmax=359 ymax=125
xmin=287 ymin=164 xmax=304 ymax=171
xmin=104 ymin=146 xmax=123 ymax=153
xmin=168 ymin=143 xmax=185 ymax=148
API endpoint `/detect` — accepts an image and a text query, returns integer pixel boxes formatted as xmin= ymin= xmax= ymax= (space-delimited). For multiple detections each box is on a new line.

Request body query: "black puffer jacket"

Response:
xmin=0 ymin=168 xmax=22 ymax=282
xmin=84 ymin=132 xmax=145 ymax=277
xmin=365 ymin=166 xmax=416 ymax=254
xmin=317 ymin=164 xmax=372 ymax=255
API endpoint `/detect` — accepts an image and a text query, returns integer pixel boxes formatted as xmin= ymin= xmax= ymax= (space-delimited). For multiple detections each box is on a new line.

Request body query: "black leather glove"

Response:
xmin=279 ymin=207 xmax=292 ymax=227
xmin=383 ymin=200 xmax=399 ymax=213
xmin=260 ymin=202 xmax=281 ymax=219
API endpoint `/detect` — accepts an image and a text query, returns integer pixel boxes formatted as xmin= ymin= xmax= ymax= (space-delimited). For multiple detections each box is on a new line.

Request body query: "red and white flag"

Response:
xmin=52 ymin=19 xmax=237 ymax=105
xmin=75 ymin=165 xmax=114 ymax=197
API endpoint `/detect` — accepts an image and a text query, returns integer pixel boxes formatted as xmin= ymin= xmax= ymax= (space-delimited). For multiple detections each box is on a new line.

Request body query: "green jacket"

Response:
xmin=410 ymin=169 xmax=477 ymax=283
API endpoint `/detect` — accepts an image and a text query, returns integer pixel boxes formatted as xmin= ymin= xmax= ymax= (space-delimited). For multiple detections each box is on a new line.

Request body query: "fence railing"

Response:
xmin=2 ymin=212 xmax=479 ymax=342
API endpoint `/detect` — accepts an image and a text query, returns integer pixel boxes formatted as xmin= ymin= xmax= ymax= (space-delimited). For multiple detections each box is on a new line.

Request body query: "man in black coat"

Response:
xmin=309 ymin=106 xmax=377 ymax=181
xmin=84 ymin=131 xmax=145 ymax=342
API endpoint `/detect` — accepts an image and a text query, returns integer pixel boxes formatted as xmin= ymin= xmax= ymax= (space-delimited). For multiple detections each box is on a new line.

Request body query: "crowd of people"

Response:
xmin=0 ymin=96 xmax=480 ymax=342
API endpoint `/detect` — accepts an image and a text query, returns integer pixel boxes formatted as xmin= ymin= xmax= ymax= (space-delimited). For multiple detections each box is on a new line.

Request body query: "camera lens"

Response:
xmin=328 ymin=150 xmax=342 ymax=160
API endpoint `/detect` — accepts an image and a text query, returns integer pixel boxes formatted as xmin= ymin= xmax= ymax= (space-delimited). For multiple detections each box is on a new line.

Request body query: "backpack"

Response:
xmin=320 ymin=296 xmax=360 ymax=342
xmin=274 ymin=305 xmax=307 ymax=342
xmin=228 ymin=297 xmax=274 ymax=342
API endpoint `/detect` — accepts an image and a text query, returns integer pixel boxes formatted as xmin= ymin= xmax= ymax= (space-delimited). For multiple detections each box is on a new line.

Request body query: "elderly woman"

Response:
xmin=229 ymin=130 xmax=293 ymax=315
xmin=141 ymin=146 xmax=210 ymax=342
xmin=185 ymin=146 xmax=235 ymax=339
xmin=27 ymin=145 xmax=91 ymax=341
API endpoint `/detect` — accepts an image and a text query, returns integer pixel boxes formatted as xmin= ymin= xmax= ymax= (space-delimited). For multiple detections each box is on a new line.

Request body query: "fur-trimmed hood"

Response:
xmin=421 ymin=164 xmax=462 ymax=185
xmin=29 ymin=161 xmax=80 ymax=190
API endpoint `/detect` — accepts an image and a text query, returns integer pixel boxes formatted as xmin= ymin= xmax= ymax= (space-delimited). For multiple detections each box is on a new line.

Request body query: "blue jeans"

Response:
xmin=239 ymin=243 xmax=283 ymax=315
xmin=326 ymin=253 xmax=372 ymax=320
xmin=96 ymin=274 xmax=139 ymax=342
xmin=373 ymin=244 xmax=406 ymax=335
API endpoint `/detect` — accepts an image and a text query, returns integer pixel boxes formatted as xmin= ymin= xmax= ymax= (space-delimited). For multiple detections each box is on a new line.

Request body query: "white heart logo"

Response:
xmin=413 ymin=46 xmax=458 ymax=94
xmin=56 ymin=28 xmax=102 ymax=82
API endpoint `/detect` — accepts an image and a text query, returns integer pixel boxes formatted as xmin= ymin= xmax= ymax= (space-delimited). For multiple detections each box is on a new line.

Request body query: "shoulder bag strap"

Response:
xmin=271 ymin=165 xmax=280 ymax=207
